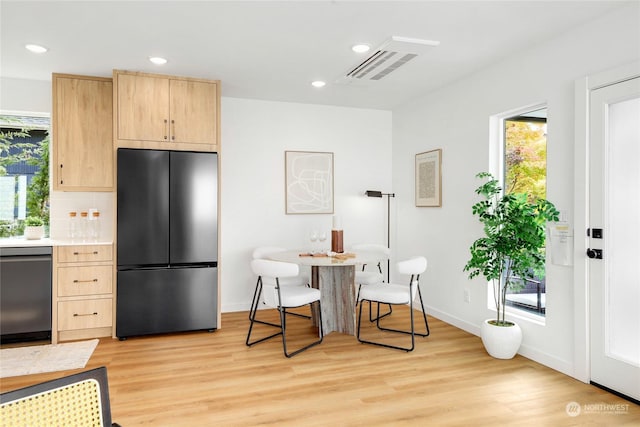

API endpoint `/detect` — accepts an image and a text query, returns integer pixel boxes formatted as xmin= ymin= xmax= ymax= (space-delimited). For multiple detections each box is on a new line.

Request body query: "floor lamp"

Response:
xmin=365 ymin=190 xmax=395 ymax=282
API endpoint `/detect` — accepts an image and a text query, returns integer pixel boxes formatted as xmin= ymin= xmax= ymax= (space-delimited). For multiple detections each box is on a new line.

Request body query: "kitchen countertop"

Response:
xmin=0 ymin=237 xmax=113 ymax=248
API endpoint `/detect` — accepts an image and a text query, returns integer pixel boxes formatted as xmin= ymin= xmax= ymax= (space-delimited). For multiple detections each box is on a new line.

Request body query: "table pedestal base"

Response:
xmin=311 ymin=265 xmax=356 ymax=335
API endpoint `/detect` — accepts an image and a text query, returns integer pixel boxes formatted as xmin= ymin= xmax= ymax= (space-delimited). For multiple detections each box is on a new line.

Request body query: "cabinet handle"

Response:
xmin=73 ymin=279 xmax=98 ymax=283
xmin=72 ymin=251 xmax=99 ymax=255
xmin=59 ymin=164 xmax=64 ymax=185
xmin=171 ymin=119 xmax=175 ymax=141
xmin=164 ymin=119 xmax=168 ymax=139
xmin=73 ymin=312 xmax=98 ymax=317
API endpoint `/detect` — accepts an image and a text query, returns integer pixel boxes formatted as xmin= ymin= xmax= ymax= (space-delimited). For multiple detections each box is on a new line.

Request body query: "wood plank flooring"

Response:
xmin=1 ymin=307 xmax=638 ymax=426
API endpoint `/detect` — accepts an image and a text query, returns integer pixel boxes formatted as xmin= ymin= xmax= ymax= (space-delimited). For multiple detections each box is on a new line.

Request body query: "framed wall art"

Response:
xmin=415 ymin=149 xmax=442 ymax=207
xmin=285 ymin=150 xmax=334 ymax=214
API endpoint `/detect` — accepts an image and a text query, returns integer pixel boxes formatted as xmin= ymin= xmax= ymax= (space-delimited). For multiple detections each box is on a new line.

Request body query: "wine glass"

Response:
xmin=318 ymin=231 xmax=327 ymax=251
xmin=309 ymin=230 xmax=318 ymax=253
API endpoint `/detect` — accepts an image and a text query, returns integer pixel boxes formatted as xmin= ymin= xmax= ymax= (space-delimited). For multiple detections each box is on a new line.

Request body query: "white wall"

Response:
xmin=220 ymin=97 xmax=391 ymax=311
xmin=392 ymin=3 xmax=640 ymax=377
xmin=1 ymin=77 xmax=50 ymax=113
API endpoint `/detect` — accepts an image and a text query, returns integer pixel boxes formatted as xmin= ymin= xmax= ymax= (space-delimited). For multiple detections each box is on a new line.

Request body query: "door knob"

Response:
xmin=587 ymin=248 xmax=603 ymax=259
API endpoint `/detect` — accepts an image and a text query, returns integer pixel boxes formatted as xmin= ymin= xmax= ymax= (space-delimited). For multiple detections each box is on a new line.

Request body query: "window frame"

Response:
xmin=489 ymin=102 xmax=548 ymax=324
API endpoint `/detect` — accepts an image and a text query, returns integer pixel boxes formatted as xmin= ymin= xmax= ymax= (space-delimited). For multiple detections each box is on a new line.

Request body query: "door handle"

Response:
xmin=587 ymin=248 xmax=603 ymax=259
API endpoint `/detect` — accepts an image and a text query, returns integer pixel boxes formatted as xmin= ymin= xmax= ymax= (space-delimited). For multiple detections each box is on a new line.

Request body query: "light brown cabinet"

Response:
xmin=52 ymin=74 xmax=113 ymax=191
xmin=114 ymin=70 xmax=219 ymax=151
xmin=53 ymin=244 xmax=113 ymax=343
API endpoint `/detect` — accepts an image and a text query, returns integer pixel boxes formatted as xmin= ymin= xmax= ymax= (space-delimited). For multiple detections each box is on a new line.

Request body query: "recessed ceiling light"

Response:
xmin=352 ymin=44 xmax=370 ymax=53
xmin=311 ymin=80 xmax=326 ymax=88
xmin=25 ymin=44 xmax=47 ymax=54
xmin=149 ymin=56 xmax=168 ymax=65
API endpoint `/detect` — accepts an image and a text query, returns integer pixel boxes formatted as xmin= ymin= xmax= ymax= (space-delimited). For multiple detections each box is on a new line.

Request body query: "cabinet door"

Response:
xmin=53 ymin=75 xmax=113 ymax=190
xmin=117 ymin=73 xmax=170 ymax=142
xmin=169 ymin=79 xmax=217 ymax=144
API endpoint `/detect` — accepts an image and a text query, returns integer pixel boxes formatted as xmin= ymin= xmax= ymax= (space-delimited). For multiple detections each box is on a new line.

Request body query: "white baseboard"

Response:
xmin=425 ymin=305 xmax=480 ymax=337
xmin=425 ymin=305 xmax=574 ymax=378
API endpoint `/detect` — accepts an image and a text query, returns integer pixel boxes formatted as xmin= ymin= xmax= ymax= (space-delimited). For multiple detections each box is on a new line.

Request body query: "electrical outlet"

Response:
xmin=464 ymin=288 xmax=471 ymax=303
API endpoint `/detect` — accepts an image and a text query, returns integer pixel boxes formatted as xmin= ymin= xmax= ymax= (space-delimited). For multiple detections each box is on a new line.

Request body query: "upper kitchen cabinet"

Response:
xmin=52 ymin=74 xmax=114 ymax=191
xmin=114 ymin=70 xmax=220 ymax=152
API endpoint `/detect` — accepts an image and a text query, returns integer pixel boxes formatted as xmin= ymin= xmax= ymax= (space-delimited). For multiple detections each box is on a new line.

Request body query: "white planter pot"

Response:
xmin=480 ymin=318 xmax=522 ymax=359
xmin=24 ymin=225 xmax=44 ymax=240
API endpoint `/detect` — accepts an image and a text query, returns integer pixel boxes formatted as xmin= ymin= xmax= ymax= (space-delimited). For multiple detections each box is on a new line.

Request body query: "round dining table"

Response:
xmin=266 ymin=250 xmax=384 ymax=336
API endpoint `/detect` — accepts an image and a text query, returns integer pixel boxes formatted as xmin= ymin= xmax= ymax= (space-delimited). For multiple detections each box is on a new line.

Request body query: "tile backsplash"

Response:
xmin=50 ymin=191 xmax=114 ymax=240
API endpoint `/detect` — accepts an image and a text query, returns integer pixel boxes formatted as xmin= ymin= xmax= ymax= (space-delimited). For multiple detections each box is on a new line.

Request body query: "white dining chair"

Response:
xmin=250 ymin=246 xmax=311 ymax=320
xmin=356 ymin=256 xmax=430 ymax=352
xmin=246 ymin=259 xmax=323 ymax=357
xmin=351 ymin=243 xmax=391 ymax=321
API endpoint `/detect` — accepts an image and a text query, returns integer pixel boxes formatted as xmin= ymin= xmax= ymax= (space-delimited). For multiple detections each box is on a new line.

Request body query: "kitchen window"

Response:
xmin=0 ymin=113 xmax=50 ymax=237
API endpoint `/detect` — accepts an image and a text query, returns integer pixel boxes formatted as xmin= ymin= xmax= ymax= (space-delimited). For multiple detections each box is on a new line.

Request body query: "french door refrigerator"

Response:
xmin=116 ymin=149 xmax=218 ymax=338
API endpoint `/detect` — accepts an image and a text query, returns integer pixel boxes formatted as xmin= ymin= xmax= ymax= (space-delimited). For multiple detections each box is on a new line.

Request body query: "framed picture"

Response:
xmin=285 ymin=151 xmax=334 ymax=214
xmin=415 ymin=149 xmax=442 ymax=207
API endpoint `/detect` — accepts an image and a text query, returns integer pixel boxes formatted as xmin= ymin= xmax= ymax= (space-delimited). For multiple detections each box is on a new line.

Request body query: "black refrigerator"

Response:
xmin=116 ymin=149 xmax=218 ymax=338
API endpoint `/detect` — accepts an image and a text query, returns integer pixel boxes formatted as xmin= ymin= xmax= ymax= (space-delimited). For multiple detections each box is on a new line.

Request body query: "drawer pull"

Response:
xmin=73 ymin=312 xmax=98 ymax=317
xmin=73 ymin=279 xmax=99 ymax=283
xmin=73 ymin=251 xmax=99 ymax=255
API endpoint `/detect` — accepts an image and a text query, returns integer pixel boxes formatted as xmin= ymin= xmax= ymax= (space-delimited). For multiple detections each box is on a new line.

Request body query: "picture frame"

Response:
xmin=285 ymin=151 xmax=334 ymax=214
xmin=415 ymin=149 xmax=442 ymax=207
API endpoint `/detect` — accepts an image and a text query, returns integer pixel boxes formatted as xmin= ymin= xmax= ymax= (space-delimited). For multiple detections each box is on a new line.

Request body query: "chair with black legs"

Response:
xmin=246 ymin=258 xmax=323 ymax=357
xmin=250 ymin=246 xmax=311 ymax=320
xmin=351 ymin=243 xmax=392 ymax=321
xmin=357 ymin=256 xmax=430 ymax=352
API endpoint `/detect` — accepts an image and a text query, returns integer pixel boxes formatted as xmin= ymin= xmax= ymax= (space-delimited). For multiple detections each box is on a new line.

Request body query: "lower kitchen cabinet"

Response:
xmin=53 ymin=244 xmax=113 ymax=343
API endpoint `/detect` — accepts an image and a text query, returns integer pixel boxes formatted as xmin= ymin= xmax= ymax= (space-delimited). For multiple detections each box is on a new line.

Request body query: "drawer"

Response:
xmin=58 ymin=299 xmax=112 ymax=331
xmin=58 ymin=265 xmax=112 ymax=297
xmin=57 ymin=245 xmax=112 ymax=263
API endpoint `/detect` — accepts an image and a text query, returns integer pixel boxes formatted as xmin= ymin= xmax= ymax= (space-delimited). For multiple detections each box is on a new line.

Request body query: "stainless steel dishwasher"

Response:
xmin=0 ymin=246 xmax=52 ymax=343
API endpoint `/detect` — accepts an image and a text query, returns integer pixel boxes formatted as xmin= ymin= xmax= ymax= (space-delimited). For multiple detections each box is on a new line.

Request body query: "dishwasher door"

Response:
xmin=0 ymin=246 xmax=52 ymax=343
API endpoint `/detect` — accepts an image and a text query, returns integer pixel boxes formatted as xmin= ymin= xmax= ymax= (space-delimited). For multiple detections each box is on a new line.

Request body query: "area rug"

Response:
xmin=0 ymin=339 xmax=99 ymax=378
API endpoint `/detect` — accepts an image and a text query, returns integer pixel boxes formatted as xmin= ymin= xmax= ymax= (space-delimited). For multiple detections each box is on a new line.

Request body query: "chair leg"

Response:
xmin=368 ymin=301 xmax=393 ymax=322
xmin=247 ymin=277 xmax=262 ymax=321
xmin=375 ymin=287 xmax=429 ymax=338
xmin=246 ymin=279 xmax=282 ymax=347
xmin=356 ymin=287 xmax=429 ymax=352
xmin=281 ymin=301 xmax=324 ymax=358
xmin=373 ymin=262 xmax=393 ymax=322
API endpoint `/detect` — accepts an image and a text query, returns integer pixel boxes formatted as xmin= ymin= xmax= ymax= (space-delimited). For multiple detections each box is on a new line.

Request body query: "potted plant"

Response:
xmin=24 ymin=216 xmax=45 ymax=240
xmin=464 ymin=172 xmax=559 ymax=359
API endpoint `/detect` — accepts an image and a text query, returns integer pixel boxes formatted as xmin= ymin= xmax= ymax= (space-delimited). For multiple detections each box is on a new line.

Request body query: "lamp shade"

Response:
xmin=365 ymin=190 xmax=383 ymax=198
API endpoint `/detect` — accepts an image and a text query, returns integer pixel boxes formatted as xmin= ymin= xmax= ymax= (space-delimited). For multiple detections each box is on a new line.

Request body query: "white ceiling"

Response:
xmin=0 ymin=1 xmax=629 ymax=110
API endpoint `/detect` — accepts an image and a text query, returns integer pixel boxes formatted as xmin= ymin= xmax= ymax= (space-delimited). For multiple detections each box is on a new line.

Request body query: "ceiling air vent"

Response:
xmin=338 ymin=36 xmax=440 ymax=84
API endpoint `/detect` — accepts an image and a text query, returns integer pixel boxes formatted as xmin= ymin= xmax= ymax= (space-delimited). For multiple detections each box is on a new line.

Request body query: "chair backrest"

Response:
xmin=397 ymin=256 xmax=427 ymax=275
xmin=251 ymin=259 xmax=300 ymax=308
xmin=397 ymin=256 xmax=427 ymax=300
xmin=251 ymin=259 xmax=299 ymax=280
xmin=0 ymin=366 xmax=115 ymax=427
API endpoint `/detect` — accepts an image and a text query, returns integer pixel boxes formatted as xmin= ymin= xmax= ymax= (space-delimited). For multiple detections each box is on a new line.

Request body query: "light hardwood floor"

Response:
xmin=1 ymin=307 xmax=638 ymax=426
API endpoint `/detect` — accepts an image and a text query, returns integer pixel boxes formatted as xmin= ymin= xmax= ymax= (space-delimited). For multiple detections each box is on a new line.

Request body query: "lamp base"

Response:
xmin=331 ymin=230 xmax=344 ymax=253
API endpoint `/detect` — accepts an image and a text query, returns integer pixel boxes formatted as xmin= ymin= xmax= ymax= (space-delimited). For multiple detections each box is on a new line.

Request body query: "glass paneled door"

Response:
xmin=589 ymin=76 xmax=640 ymax=401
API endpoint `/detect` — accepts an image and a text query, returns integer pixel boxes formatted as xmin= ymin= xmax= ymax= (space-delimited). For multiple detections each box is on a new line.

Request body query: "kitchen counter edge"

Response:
xmin=0 ymin=238 xmax=113 ymax=248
